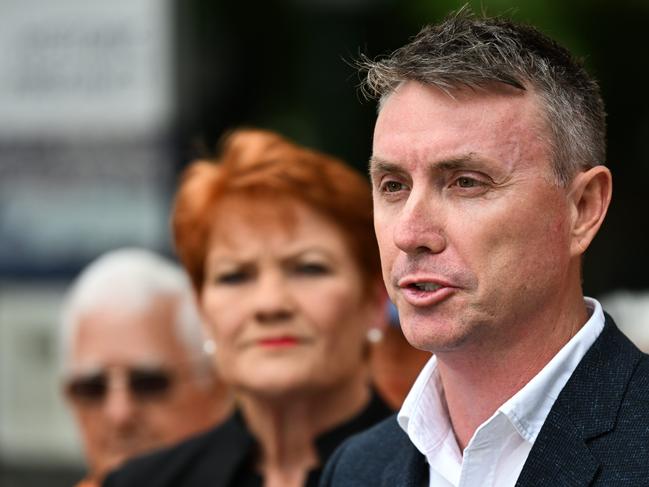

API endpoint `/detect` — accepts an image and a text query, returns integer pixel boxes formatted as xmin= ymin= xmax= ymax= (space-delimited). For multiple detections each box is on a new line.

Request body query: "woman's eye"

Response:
xmin=295 ymin=263 xmax=329 ymax=276
xmin=215 ymin=271 xmax=249 ymax=285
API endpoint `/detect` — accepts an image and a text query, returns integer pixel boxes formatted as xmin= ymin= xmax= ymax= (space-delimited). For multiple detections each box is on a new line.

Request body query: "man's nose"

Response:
xmin=103 ymin=378 xmax=138 ymax=428
xmin=253 ymin=271 xmax=295 ymax=323
xmin=393 ymin=191 xmax=446 ymax=255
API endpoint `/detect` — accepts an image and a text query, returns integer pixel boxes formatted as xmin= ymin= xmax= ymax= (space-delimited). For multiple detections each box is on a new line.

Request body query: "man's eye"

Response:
xmin=381 ymin=180 xmax=405 ymax=193
xmin=454 ymin=177 xmax=482 ymax=188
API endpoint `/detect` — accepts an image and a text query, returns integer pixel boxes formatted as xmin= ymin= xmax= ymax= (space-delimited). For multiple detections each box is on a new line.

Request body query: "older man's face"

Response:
xmin=65 ymin=297 xmax=223 ymax=481
xmin=371 ymin=81 xmax=575 ymax=354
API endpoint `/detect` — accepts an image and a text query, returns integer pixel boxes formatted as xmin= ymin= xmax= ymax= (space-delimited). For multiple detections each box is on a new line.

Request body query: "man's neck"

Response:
xmin=435 ymin=297 xmax=589 ymax=451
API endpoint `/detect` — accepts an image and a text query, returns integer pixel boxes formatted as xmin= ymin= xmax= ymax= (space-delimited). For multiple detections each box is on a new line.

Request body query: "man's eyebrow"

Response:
xmin=368 ymin=157 xmax=403 ymax=178
xmin=434 ymin=155 xmax=486 ymax=171
xmin=369 ymin=153 xmax=487 ymax=177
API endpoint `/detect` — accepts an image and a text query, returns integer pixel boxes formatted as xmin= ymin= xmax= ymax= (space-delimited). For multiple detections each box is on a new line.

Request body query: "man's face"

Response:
xmin=371 ymin=81 xmax=575 ymax=354
xmin=65 ymin=297 xmax=222 ymax=481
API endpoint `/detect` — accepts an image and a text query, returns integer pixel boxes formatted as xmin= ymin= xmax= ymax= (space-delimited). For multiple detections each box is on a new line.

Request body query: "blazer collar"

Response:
xmin=516 ymin=315 xmax=643 ymax=486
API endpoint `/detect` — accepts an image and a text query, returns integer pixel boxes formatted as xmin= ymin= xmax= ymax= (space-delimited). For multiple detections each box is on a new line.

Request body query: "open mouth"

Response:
xmin=399 ymin=279 xmax=456 ymax=307
xmin=411 ymin=282 xmax=443 ymax=292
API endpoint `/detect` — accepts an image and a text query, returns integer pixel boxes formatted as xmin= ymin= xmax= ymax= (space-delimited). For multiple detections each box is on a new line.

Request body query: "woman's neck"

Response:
xmin=237 ymin=372 xmax=370 ymax=487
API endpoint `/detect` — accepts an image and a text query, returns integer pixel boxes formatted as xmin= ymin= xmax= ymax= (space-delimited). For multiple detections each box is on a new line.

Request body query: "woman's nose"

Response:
xmin=253 ymin=272 xmax=295 ymax=323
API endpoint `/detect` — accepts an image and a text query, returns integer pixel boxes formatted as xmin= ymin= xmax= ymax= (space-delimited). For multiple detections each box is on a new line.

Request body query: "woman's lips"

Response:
xmin=257 ymin=336 xmax=300 ymax=347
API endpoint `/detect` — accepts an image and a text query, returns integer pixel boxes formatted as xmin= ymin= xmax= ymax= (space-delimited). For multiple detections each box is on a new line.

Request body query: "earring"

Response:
xmin=203 ymin=339 xmax=216 ymax=355
xmin=367 ymin=328 xmax=384 ymax=343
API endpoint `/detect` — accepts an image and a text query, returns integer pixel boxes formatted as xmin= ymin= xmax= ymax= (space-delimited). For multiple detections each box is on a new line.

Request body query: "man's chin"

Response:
xmin=400 ymin=316 xmax=473 ymax=353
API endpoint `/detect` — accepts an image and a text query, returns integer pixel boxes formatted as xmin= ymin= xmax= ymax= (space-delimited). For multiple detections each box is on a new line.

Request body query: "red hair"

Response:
xmin=172 ymin=128 xmax=381 ymax=296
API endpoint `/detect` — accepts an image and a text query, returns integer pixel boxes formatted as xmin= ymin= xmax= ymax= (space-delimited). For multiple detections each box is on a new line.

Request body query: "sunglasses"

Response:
xmin=65 ymin=368 xmax=173 ymax=404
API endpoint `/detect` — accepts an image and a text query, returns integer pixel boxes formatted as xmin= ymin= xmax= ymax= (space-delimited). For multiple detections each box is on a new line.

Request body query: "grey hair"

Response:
xmin=358 ymin=6 xmax=606 ymax=185
xmin=59 ymin=248 xmax=213 ymax=382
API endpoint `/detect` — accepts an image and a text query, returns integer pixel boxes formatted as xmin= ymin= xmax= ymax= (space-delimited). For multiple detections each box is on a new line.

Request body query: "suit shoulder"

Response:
xmin=322 ymin=414 xmax=427 ymax=486
xmin=341 ymin=413 xmax=407 ymax=454
xmin=103 ymin=418 xmax=241 ymax=487
xmin=326 ymin=414 xmax=412 ymax=470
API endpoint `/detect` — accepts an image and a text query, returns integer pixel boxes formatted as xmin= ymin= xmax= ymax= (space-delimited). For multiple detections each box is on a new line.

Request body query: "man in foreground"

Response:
xmin=322 ymin=8 xmax=649 ymax=486
xmin=60 ymin=248 xmax=232 ymax=486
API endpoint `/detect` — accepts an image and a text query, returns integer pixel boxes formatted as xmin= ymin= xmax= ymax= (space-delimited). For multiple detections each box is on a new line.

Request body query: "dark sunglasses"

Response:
xmin=65 ymin=368 xmax=173 ymax=404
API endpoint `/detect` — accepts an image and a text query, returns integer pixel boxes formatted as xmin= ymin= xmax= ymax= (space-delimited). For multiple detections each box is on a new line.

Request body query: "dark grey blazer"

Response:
xmin=321 ymin=316 xmax=649 ymax=486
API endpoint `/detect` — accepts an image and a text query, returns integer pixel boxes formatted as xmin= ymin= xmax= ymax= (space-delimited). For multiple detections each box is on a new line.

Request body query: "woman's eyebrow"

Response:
xmin=281 ymin=246 xmax=335 ymax=262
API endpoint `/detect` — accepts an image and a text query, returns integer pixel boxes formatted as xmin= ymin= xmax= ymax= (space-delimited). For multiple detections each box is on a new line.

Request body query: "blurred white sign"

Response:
xmin=0 ymin=0 xmax=175 ymax=275
xmin=0 ymin=0 xmax=172 ymax=137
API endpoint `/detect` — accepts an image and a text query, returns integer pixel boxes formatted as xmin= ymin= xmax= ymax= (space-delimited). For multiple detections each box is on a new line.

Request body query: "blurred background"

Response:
xmin=1 ymin=0 xmax=648 ymax=485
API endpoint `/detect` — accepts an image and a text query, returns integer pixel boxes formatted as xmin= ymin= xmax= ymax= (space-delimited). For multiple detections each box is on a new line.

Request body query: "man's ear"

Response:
xmin=568 ymin=165 xmax=612 ymax=257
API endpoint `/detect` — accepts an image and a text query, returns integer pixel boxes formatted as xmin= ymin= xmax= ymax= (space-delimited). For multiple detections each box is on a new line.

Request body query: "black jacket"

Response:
xmin=103 ymin=392 xmax=392 ymax=487
xmin=321 ymin=316 xmax=649 ymax=486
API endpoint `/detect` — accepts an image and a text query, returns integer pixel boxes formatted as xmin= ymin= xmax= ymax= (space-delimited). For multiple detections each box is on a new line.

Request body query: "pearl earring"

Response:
xmin=367 ymin=328 xmax=384 ymax=343
xmin=203 ymin=339 xmax=216 ymax=355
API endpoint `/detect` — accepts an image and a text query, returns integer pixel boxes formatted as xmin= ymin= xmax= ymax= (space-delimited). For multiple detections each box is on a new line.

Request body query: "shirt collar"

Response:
xmin=498 ymin=297 xmax=605 ymax=443
xmin=398 ymin=297 xmax=605 ymax=455
xmin=398 ymin=353 xmax=452 ymax=454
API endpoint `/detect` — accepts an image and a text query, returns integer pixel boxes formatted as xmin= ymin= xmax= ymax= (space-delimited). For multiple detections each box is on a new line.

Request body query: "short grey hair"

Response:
xmin=60 ymin=248 xmax=213 ymax=381
xmin=359 ymin=7 xmax=606 ymax=186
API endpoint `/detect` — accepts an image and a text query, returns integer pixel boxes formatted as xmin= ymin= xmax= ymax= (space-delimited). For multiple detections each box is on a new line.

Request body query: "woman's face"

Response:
xmin=200 ymin=199 xmax=378 ymax=399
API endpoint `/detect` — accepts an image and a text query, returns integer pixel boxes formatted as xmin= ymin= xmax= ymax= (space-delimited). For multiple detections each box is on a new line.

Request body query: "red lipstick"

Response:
xmin=258 ymin=336 xmax=299 ymax=347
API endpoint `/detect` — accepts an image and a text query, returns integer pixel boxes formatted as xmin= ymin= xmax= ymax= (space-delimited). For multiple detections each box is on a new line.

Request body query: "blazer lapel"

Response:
xmin=515 ymin=408 xmax=598 ymax=486
xmin=516 ymin=316 xmax=642 ymax=487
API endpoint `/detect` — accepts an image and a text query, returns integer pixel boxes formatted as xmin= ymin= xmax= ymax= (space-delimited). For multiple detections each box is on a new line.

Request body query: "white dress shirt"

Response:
xmin=397 ymin=298 xmax=605 ymax=487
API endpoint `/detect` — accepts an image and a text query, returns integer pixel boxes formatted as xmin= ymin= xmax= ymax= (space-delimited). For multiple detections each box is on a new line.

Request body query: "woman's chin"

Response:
xmin=246 ymin=376 xmax=313 ymax=400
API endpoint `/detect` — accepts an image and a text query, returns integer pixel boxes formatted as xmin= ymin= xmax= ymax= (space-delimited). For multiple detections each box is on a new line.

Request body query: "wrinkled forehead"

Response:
xmin=68 ymin=298 xmax=191 ymax=372
xmin=378 ymin=80 xmax=549 ymax=130
xmin=373 ymin=81 xmax=553 ymax=172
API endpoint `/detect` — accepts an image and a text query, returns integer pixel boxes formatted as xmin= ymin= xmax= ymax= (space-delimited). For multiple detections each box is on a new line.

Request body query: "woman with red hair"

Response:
xmin=104 ymin=128 xmax=392 ymax=487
